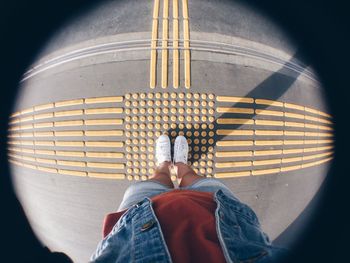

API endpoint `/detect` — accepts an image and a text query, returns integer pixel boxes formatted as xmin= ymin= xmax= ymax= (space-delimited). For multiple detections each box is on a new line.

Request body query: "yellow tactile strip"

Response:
xmin=8 ymin=93 xmax=333 ymax=180
xmin=150 ymin=0 xmax=191 ymax=89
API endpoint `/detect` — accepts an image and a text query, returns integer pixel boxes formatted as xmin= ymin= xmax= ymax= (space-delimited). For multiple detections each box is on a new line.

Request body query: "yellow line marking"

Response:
xmin=254 ymin=149 xmax=282 ymax=156
xmin=35 ymin=140 xmax=54 ymax=146
xmin=303 ymin=152 xmax=333 ymax=161
xmin=20 ymin=124 xmax=33 ymax=130
xmin=281 ymin=165 xmax=302 ymax=172
xmin=161 ymin=0 xmax=169 ymax=89
xmin=173 ymin=0 xmax=179 ymax=89
xmin=282 ymin=156 xmax=303 ymax=163
xmin=22 ymin=156 xmax=36 ymax=162
xmin=9 ymin=119 xmax=20 ymax=125
xmin=254 ymin=140 xmax=283 ymax=146
xmin=88 ymin=172 xmax=125 ymax=179
xmin=34 ymin=103 xmax=54 ymax=111
xmin=56 ymin=150 xmax=85 ymax=157
xmin=216 ymin=96 xmax=254 ymax=103
xmin=85 ymin=130 xmax=123 ymax=137
xmin=253 ymin=159 xmax=281 ymax=166
xmin=284 ymin=112 xmax=304 ymax=120
xmin=36 ymin=158 xmax=56 ymax=165
xmin=283 ymin=148 xmax=303 ymax=154
xmin=85 ymin=141 xmax=124 ymax=148
xmin=252 ymin=168 xmax=280 ymax=176
xmin=214 ymin=171 xmax=251 ymax=178
xmin=283 ymin=140 xmax=304 ymax=145
xmin=84 ymin=119 xmax=123 ymax=126
xmin=20 ymin=116 xmax=33 ymax=123
xmin=34 ymin=131 xmax=54 ymax=137
xmin=304 ymin=107 xmax=332 ymax=118
xmin=84 ymin=108 xmax=123 ymax=115
xmin=255 ymin=109 xmax=283 ymax=116
xmin=22 ymin=163 xmax=37 ymax=169
xmin=284 ymin=121 xmax=305 ymax=128
xmin=216 ymin=140 xmax=254 ymax=146
xmin=55 ymin=99 xmax=83 ymax=107
xmin=217 ymin=118 xmax=254 ymax=125
xmin=255 ymin=99 xmax=283 ymax=107
xmin=215 ymin=161 xmax=252 ymax=168
xmin=284 ymin=131 xmax=304 ymax=136
xmin=150 ymin=0 xmax=159 ymax=89
xmin=21 ymin=140 xmax=34 ymax=146
xmin=35 ymin=150 xmax=55 ymax=155
xmin=8 ymin=133 xmax=20 ymax=138
xmin=57 ymin=160 xmax=86 ymax=167
xmin=86 ymin=152 xmax=124 ymax=159
xmin=87 ymin=162 xmax=125 ymax=169
xmin=183 ymin=0 xmax=190 ymax=89
xmin=304 ymin=123 xmax=319 ymax=129
xmin=10 ymin=112 xmax=21 ymax=118
xmin=302 ymin=157 xmax=333 ymax=168
xmin=55 ymin=131 xmax=84 ymax=137
xmin=255 ymin=130 xmax=284 ymax=136
xmin=34 ymin=113 xmax=53 ymax=120
xmin=284 ymin=102 xmax=305 ymax=111
xmin=215 ymin=151 xmax=253 ymax=157
xmin=21 ymin=108 xmax=34 ymax=115
xmin=305 ymin=115 xmax=332 ymax=124
xmin=22 ymin=148 xmax=35 ymax=154
xmin=55 ymin=120 xmax=83 ymax=127
xmin=216 ymin=129 xmax=254 ymax=136
xmin=216 ymin=107 xmax=254 ymax=114
xmin=37 ymin=166 xmax=57 ymax=173
xmin=85 ymin=96 xmax=123 ymax=104
xmin=54 ymin=110 xmax=83 ymax=117
xmin=21 ymin=132 xmax=34 ymax=138
xmin=303 ymin=146 xmax=333 ymax=153
xmin=55 ymin=141 xmax=84 ymax=147
xmin=59 ymin=169 xmax=87 ymax=177
xmin=255 ymin=120 xmax=284 ymax=126
xmin=303 ymin=140 xmax=318 ymax=145
xmin=34 ymin=122 xmax=54 ymax=128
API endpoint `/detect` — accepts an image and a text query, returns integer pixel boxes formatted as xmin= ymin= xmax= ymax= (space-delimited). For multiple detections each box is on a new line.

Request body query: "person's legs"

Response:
xmin=176 ymin=162 xmax=205 ymax=187
xmin=148 ymin=161 xmax=174 ymax=188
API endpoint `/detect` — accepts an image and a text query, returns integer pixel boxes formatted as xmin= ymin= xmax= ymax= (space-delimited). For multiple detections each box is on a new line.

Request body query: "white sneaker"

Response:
xmin=173 ymin=136 xmax=189 ymax=164
xmin=155 ymin=134 xmax=171 ymax=165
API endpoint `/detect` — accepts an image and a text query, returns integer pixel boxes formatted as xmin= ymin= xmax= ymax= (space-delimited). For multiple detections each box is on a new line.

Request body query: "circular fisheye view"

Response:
xmin=7 ymin=0 xmax=333 ymax=262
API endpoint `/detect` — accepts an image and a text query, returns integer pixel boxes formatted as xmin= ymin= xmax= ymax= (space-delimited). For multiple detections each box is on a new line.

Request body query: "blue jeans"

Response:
xmin=118 ymin=177 xmax=239 ymax=211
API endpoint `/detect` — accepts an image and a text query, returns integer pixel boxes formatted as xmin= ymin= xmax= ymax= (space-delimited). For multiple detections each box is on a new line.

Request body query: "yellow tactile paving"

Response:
xmin=55 ymin=99 xmax=84 ymax=107
xmin=215 ymin=151 xmax=253 ymax=157
xmin=20 ymin=116 xmax=33 ymax=123
xmin=255 ymin=130 xmax=284 ymax=136
xmin=255 ymin=140 xmax=283 ymax=146
xmin=37 ymin=166 xmax=58 ymax=174
xmin=215 ymin=161 xmax=252 ymax=168
xmin=54 ymin=120 xmax=84 ymax=127
xmin=150 ymin=0 xmax=159 ymax=89
xmin=84 ymin=130 xmax=123 ymax=137
xmin=34 ymin=113 xmax=53 ymax=120
xmin=253 ymin=159 xmax=281 ymax=166
xmin=86 ymin=152 xmax=124 ymax=159
xmin=284 ymin=131 xmax=304 ymax=136
xmin=283 ymin=140 xmax=304 ymax=145
xmin=57 ymin=160 xmax=86 ymax=167
xmin=56 ymin=151 xmax=85 ymax=157
xmin=36 ymin=158 xmax=56 ymax=165
xmin=55 ymin=131 xmax=84 ymax=137
xmin=84 ymin=108 xmax=123 ymax=115
xmin=34 ymin=103 xmax=54 ymax=111
xmin=87 ymin=162 xmax=125 ymax=169
xmin=303 ymin=152 xmax=333 ymax=161
xmin=34 ymin=131 xmax=53 ymax=137
xmin=284 ymin=102 xmax=305 ymax=111
xmin=214 ymin=171 xmax=251 ymax=178
xmin=88 ymin=172 xmax=125 ymax=179
xmin=284 ymin=121 xmax=305 ymax=128
xmin=20 ymin=108 xmax=34 ymax=115
xmin=281 ymin=165 xmax=301 ymax=172
xmin=35 ymin=140 xmax=54 ymax=146
xmin=55 ymin=141 xmax=84 ymax=147
xmin=216 ymin=96 xmax=254 ymax=103
xmin=216 ymin=107 xmax=254 ymax=114
xmin=283 ymin=148 xmax=304 ymax=154
xmin=304 ymin=107 xmax=332 ymax=118
xmin=255 ymin=99 xmax=283 ymax=107
xmin=302 ymin=157 xmax=333 ymax=168
xmin=216 ymin=129 xmax=254 ymax=136
xmin=85 ymin=96 xmax=123 ymax=104
xmin=254 ymin=149 xmax=282 ymax=156
xmin=55 ymin=109 xmax=83 ymax=117
xmin=183 ymin=0 xmax=191 ymax=89
xmin=34 ymin=122 xmax=54 ymax=128
xmin=59 ymin=169 xmax=87 ymax=177
xmin=284 ymin=112 xmax=304 ymax=120
xmin=255 ymin=109 xmax=283 ymax=117
xmin=173 ymin=0 xmax=179 ymax=88
xmin=217 ymin=118 xmax=254 ymax=125
xmin=216 ymin=140 xmax=254 ymax=147
xmin=161 ymin=0 xmax=169 ymax=89
xmin=281 ymin=156 xmax=303 ymax=163
xmin=255 ymin=120 xmax=284 ymax=126
xmin=84 ymin=119 xmax=123 ymax=126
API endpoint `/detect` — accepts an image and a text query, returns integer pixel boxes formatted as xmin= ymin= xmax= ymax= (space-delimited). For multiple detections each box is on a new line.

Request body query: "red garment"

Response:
xmin=103 ymin=189 xmax=226 ymax=263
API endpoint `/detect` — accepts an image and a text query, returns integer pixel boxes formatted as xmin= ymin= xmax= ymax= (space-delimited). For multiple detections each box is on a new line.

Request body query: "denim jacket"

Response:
xmin=91 ymin=190 xmax=288 ymax=263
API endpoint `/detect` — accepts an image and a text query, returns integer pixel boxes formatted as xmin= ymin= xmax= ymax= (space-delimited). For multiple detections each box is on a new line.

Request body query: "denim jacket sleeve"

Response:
xmin=91 ymin=190 xmax=289 ymax=263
